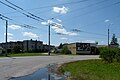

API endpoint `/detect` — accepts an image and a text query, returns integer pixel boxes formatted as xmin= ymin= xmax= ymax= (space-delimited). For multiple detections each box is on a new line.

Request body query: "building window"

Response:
xmin=77 ymin=47 xmax=83 ymax=51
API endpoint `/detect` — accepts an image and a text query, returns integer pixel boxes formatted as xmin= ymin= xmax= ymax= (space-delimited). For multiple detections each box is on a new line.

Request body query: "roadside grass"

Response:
xmin=58 ymin=59 xmax=120 ymax=80
xmin=7 ymin=53 xmax=48 ymax=57
xmin=0 ymin=52 xmax=72 ymax=57
xmin=0 ymin=56 xmax=5 ymax=58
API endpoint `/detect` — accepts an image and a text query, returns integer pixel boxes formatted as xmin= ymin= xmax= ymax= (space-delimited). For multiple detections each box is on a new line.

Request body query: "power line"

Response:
xmin=0 ymin=13 xmax=38 ymax=29
xmin=0 ymin=16 xmax=7 ymax=21
xmin=5 ymin=0 xmax=45 ymax=21
xmin=74 ymin=1 xmax=120 ymax=19
xmin=72 ymin=29 xmax=107 ymax=36
xmin=54 ymin=1 xmax=120 ymax=25
xmin=55 ymin=33 xmax=106 ymax=40
xmin=0 ymin=13 xmax=12 ymax=20
xmin=9 ymin=0 xmax=106 ymax=19
xmin=51 ymin=0 xmax=120 ymax=37
xmin=3 ymin=0 xmax=88 ymax=15
xmin=0 ymin=13 xmax=59 ymax=35
xmin=0 ymin=1 xmax=45 ymax=22
xmin=53 ymin=0 xmax=108 ymax=18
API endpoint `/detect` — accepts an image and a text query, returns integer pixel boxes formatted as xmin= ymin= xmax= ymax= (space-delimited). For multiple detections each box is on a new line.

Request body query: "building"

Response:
xmin=0 ymin=41 xmax=23 ymax=53
xmin=23 ymin=39 xmax=43 ymax=52
xmin=43 ymin=44 xmax=55 ymax=52
xmin=0 ymin=47 xmax=3 ymax=54
xmin=0 ymin=39 xmax=44 ymax=53
xmin=66 ymin=43 xmax=97 ymax=55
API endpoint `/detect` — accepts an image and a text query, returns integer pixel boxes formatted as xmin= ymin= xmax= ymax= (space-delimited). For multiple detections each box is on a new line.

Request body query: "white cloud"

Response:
xmin=53 ymin=6 xmax=68 ymax=14
xmin=104 ymin=19 xmax=110 ymax=22
xmin=4 ymin=32 xmax=14 ymax=42
xmin=41 ymin=22 xmax=48 ymax=25
xmin=53 ymin=27 xmax=77 ymax=36
xmin=41 ymin=20 xmax=77 ymax=36
xmin=4 ymin=33 xmax=13 ymax=36
xmin=22 ymin=32 xmax=39 ymax=38
xmin=8 ymin=36 xmax=13 ymax=41
xmin=82 ymin=40 xmax=95 ymax=43
xmin=60 ymin=37 xmax=68 ymax=40
xmin=56 ymin=19 xmax=62 ymax=22
xmin=8 ymin=24 xmax=21 ymax=30
xmin=41 ymin=20 xmax=54 ymax=26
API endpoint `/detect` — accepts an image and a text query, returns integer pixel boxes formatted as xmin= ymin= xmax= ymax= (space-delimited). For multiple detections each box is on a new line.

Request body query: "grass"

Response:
xmin=6 ymin=53 xmax=48 ymax=57
xmin=58 ymin=59 xmax=120 ymax=80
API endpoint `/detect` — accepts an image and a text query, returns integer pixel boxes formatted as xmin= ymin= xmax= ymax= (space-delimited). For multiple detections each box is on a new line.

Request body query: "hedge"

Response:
xmin=99 ymin=47 xmax=120 ymax=63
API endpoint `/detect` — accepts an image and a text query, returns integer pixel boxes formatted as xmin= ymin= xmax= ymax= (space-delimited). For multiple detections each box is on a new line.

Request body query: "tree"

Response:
xmin=12 ymin=46 xmax=22 ymax=54
xmin=58 ymin=43 xmax=63 ymax=49
xmin=110 ymin=34 xmax=119 ymax=46
xmin=62 ymin=46 xmax=71 ymax=54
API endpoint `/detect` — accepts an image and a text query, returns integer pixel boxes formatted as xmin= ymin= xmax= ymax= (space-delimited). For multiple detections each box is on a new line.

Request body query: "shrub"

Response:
xmin=115 ymin=49 xmax=120 ymax=63
xmin=99 ymin=47 xmax=116 ymax=63
xmin=62 ymin=46 xmax=71 ymax=54
xmin=99 ymin=47 xmax=120 ymax=63
xmin=12 ymin=46 xmax=22 ymax=54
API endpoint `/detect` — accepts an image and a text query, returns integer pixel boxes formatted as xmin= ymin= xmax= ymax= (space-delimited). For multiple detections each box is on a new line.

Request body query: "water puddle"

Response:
xmin=9 ymin=63 xmax=67 ymax=80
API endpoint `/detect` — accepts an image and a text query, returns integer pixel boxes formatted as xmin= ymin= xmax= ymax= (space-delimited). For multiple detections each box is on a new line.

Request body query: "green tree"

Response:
xmin=62 ymin=46 xmax=71 ymax=54
xmin=110 ymin=34 xmax=119 ymax=46
xmin=12 ymin=46 xmax=22 ymax=54
xmin=58 ymin=43 xmax=63 ymax=49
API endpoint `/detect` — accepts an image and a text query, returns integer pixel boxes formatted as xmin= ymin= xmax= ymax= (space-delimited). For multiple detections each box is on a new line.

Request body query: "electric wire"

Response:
xmin=53 ymin=0 xmax=108 ymax=18
xmin=2 ymin=0 xmax=88 ymax=16
xmin=0 ymin=0 xmax=119 ymax=42
xmin=0 ymin=1 xmax=45 ymax=22
xmin=5 ymin=0 xmax=45 ymax=21
xmin=61 ymin=1 xmax=120 ymax=24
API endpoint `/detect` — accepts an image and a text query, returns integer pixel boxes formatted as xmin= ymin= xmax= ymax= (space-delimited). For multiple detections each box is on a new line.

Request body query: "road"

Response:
xmin=0 ymin=55 xmax=99 ymax=80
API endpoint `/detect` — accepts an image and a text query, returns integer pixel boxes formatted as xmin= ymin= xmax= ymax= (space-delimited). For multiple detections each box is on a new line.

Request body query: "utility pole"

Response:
xmin=48 ymin=18 xmax=54 ymax=56
xmin=108 ymin=27 xmax=109 ymax=48
xmin=5 ymin=20 xmax=8 ymax=56
xmin=48 ymin=23 xmax=50 ymax=55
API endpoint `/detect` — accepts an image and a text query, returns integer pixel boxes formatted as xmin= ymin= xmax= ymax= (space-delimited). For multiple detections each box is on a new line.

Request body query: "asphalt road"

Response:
xmin=0 ymin=55 xmax=99 ymax=80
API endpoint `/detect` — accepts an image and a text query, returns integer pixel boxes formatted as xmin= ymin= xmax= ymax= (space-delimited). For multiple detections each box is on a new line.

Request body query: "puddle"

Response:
xmin=9 ymin=63 xmax=66 ymax=80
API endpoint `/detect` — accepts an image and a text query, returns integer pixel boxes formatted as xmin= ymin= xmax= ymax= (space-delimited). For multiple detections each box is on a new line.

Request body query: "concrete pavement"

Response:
xmin=0 ymin=55 xmax=99 ymax=80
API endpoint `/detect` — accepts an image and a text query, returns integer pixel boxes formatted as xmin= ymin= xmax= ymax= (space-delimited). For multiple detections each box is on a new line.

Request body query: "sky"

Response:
xmin=0 ymin=0 xmax=120 ymax=46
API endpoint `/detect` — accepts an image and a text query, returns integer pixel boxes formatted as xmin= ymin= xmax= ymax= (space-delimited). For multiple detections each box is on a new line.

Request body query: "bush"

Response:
xmin=12 ymin=46 xmax=22 ymax=54
xmin=115 ymin=50 xmax=120 ymax=63
xmin=62 ymin=46 xmax=71 ymax=54
xmin=99 ymin=47 xmax=120 ymax=63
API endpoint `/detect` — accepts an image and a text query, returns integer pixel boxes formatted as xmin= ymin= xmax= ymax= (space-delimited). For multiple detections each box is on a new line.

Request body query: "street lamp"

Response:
xmin=48 ymin=22 xmax=50 ymax=55
xmin=108 ymin=23 xmax=112 ymax=48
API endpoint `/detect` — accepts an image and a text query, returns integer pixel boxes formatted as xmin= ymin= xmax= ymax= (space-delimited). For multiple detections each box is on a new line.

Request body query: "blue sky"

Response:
xmin=0 ymin=0 xmax=120 ymax=46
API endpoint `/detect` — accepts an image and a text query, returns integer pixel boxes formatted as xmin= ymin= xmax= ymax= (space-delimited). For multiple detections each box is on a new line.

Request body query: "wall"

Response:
xmin=66 ymin=43 xmax=76 ymax=54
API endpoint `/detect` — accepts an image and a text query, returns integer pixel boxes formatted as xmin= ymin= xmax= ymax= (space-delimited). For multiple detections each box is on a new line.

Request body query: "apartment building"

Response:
xmin=0 ymin=39 xmax=45 ymax=53
xmin=0 ymin=47 xmax=3 ymax=54
xmin=0 ymin=41 xmax=23 ymax=52
xmin=23 ymin=39 xmax=43 ymax=52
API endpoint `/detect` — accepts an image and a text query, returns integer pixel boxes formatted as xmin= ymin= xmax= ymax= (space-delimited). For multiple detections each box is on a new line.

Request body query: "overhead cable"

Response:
xmin=5 ymin=0 xmax=45 ymax=21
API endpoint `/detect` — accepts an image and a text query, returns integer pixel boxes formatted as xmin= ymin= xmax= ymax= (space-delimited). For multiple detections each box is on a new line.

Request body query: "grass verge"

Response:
xmin=7 ymin=53 xmax=48 ymax=57
xmin=58 ymin=59 xmax=120 ymax=80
